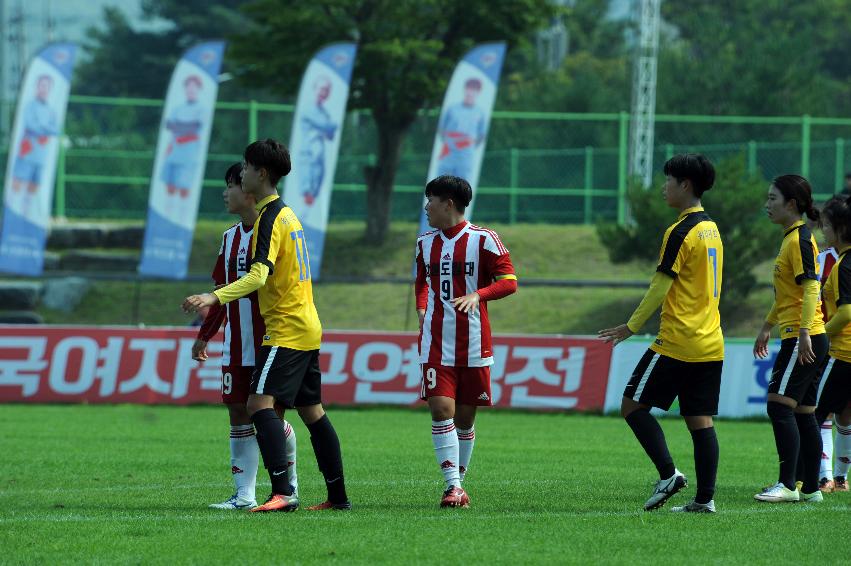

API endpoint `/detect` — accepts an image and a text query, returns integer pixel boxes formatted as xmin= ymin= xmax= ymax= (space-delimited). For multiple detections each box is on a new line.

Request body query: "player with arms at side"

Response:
xmin=193 ymin=163 xmax=298 ymax=509
xmin=813 ymin=195 xmax=851 ymax=493
xmin=183 ymin=139 xmax=350 ymax=512
xmin=414 ymin=175 xmax=517 ymax=508
xmin=599 ymin=154 xmax=723 ymax=513
xmin=753 ymin=175 xmax=828 ymax=503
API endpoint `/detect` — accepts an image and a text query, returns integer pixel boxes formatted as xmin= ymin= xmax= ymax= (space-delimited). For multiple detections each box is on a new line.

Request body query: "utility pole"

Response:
xmin=628 ymin=0 xmax=661 ymax=188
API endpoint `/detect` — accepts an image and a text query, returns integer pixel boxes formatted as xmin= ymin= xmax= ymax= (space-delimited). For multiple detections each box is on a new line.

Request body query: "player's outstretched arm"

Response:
xmin=599 ymin=272 xmax=672 ymax=345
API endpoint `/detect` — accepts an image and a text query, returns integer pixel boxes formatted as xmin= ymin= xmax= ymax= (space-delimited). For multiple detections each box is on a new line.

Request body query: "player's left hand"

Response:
xmin=182 ymin=293 xmax=219 ymax=313
xmin=451 ymin=292 xmax=480 ymax=313
xmin=598 ymin=324 xmax=634 ymax=346
xmin=797 ymin=329 xmax=815 ymax=365
xmin=192 ymin=339 xmax=208 ymax=361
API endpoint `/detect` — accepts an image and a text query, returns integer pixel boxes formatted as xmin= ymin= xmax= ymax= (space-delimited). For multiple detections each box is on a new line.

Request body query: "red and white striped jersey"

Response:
xmin=199 ymin=222 xmax=264 ymax=367
xmin=415 ymin=222 xmax=515 ymax=367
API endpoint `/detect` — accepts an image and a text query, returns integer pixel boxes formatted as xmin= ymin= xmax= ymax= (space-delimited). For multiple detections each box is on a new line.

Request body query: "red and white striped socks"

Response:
xmin=820 ymin=419 xmax=833 ymax=480
xmin=836 ymin=423 xmax=851 ymax=479
xmin=432 ymin=419 xmax=461 ymax=488
xmin=230 ymin=424 xmax=258 ymax=501
xmin=457 ymin=426 xmax=475 ymax=482
xmin=283 ymin=420 xmax=298 ymax=494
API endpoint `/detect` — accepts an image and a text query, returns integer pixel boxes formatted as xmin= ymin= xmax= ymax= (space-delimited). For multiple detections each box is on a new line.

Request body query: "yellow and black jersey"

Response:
xmin=772 ymin=220 xmax=825 ymax=339
xmin=821 ymin=248 xmax=851 ymax=361
xmin=652 ymin=206 xmax=724 ymax=362
xmin=249 ymin=194 xmax=322 ymax=350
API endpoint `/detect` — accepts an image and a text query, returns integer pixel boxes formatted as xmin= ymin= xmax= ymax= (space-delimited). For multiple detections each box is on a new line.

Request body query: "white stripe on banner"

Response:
xmin=138 ymin=40 xmax=225 ymax=280
xmin=777 ymin=344 xmax=799 ymax=396
xmin=0 ymin=43 xmax=78 ymax=276
xmin=632 ymin=353 xmax=660 ymax=402
xmin=282 ymin=43 xmax=357 ymax=281
xmin=256 ymin=347 xmax=278 ymax=395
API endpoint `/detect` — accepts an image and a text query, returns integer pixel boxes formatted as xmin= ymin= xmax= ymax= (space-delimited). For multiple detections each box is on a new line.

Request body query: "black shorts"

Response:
xmin=767 ymin=334 xmax=829 ymax=405
xmin=816 ymin=357 xmax=851 ymax=414
xmin=623 ymin=349 xmax=722 ymax=416
xmin=251 ymin=346 xmax=322 ymax=408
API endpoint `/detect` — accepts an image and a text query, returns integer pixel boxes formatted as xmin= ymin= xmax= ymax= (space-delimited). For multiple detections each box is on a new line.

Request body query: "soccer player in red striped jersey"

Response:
xmin=414 ymin=175 xmax=517 ymax=508
xmin=192 ymin=163 xmax=298 ymax=509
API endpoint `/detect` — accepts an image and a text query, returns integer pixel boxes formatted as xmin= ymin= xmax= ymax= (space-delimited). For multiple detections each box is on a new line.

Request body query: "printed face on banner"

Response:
xmin=284 ymin=62 xmax=348 ymax=226
xmin=428 ymin=64 xmax=497 ymax=192
xmin=4 ymin=62 xmax=69 ymax=227
xmin=149 ymin=64 xmax=214 ymax=227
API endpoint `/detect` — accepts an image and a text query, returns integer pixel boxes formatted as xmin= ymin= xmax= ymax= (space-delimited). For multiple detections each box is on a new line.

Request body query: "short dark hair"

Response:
xmin=243 ymin=138 xmax=291 ymax=187
xmin=425 ymin=175 xmax=473 ymax=212
xmin=773 ymin=174 xmax=818 ymax=221
xmin=224 ymin=162 xmax=242 ymax=186
xmin=821 ymin=194 xmax=851 ymax=242
xmin=663 ymin=153 xmax=715 ymax=197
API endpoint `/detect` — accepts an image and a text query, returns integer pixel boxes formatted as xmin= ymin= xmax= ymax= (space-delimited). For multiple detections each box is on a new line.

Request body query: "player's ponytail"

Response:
xmin=773 ymin=174 xmax=816 ymax=220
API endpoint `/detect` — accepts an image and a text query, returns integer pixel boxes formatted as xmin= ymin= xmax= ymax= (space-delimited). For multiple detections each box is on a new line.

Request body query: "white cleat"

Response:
xmin=644 ymin=469 xmax=688 ymax=511
xmin=671 ymin=499 xmax=716 ymax=513
xmin=209 ymin=494 xmax=257 ymax=510
xmin=754 ymin=482 xmax=799 ymax=502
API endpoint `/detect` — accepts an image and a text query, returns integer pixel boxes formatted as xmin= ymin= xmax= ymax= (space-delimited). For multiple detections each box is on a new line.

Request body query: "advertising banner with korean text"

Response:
xmin=282 ymin=43 xmax=357 ymax=281
xmin=415 ymin=42 xmax=506 ymax=238
xmin=138 ymin=41 xmax=225 ymax=280
xmin=0 ymin=43 xmax=77 ymax=276
xmin=0 ymin=326 xmax=612 ymax=410
xmin=605 ymin=337 xmax=784 ymax=418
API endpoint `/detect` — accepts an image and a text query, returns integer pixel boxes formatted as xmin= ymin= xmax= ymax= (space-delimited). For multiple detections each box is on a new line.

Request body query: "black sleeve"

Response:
xmin=836 ymin=259 xmax=851 ymax=306
xmin=794 ymin=226 xmax=818 ymax=284
xmin=656 ymin=222 xmax=691 ymax=278
xmin=251 ymin=207 xmax=278 ymax=274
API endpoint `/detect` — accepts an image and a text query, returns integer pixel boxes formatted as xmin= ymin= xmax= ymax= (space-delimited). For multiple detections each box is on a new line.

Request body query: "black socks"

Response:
xmin=306 ymin=414 xmax=348 ymax=504
xmin=794 ymin=412 xmax=822 ymax=494
xmin=625 ymin=408 xmax=675 ymax=479
xmin=690 ymin=427 xmax=718 ymax=504
xmin=767 ymin=401 xmax=798 ymax=490
xmin=251 ymin=408 xmax=293 ymax=496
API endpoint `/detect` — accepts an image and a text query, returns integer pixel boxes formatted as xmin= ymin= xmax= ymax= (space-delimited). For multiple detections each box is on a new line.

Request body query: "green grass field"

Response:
xmin=1 ymin=405 xmax=847 ymax=564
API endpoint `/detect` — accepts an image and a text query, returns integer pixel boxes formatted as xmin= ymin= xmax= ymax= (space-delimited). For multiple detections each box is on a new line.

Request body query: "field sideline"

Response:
xmin=1 ymin=405 xmax=847 ymax=564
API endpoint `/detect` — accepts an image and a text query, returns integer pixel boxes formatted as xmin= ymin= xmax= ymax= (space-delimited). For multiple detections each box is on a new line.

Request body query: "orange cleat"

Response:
xmin=306 ymin=500 xmax=352 ymax=511
xmin=834 ymin=476 xmax=848 ymax=492
xmin=250 ymin=493 xmax=299 ymax=513
xmin=440 ymin=486 xmax=470 ymax=508
xmin=818 ymin=477 xmax=835 ymax=493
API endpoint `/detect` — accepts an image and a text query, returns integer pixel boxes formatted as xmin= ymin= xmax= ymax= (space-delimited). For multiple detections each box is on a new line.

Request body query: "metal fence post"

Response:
xmin=836 ymin=138 xmax=845 ymax=191
xmin=509 ymin=148 xmax=519 ymax=224
xmin=584 ymin=146 xmax=594 ymax=224
xmin=747 ymin=140 xmax=757 ymax=175
xmin=801 ymin=114 xmax=811 ymax=178
xmin=618 ymin=111 xmax=629 ymax=224
xmin=54 ymin=137 xmax=67 ymax=218
xmin=249 ymin=99 xmax=258 ymax=143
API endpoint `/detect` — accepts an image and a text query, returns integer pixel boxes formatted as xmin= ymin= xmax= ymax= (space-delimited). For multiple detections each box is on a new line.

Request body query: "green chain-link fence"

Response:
xmin=2 ymin=95 xmax=851 ymax=225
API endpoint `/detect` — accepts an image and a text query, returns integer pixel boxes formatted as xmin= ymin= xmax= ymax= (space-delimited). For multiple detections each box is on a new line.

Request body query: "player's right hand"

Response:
xmin=192 ymin=339 xmax=208 ymax=361
xmin=753 ymin=329 xmax=771 ymax=359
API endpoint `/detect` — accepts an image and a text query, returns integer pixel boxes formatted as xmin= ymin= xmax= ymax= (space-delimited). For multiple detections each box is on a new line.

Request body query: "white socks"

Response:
xmin=836 ymin=423 xmax=851 ymax=479
xmin=432 ymin=419 xmax=460 ymax=488
xmin=820 ymin=419 xmax=833 ymax=480
xmin=457 ymin=426 xmax=475 ymax=482
xmin=283 ymin=420 xmax=298 ymax=494
xmin=230 ymin=424 xmax=258 ymax=501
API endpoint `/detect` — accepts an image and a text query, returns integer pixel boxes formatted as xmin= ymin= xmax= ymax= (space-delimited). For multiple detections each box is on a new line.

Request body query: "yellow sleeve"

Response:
xmin=765 ymin=301 xmax=778 ymax=325
xmin=626 ymin=272 xmax=674 ymax=333
xmin=800 ymin=278 xmax=819 ymax=330
xmin=825 ymin=303 xmax=851 ymax=336
xmin=212 ymin=262 xmax=269 ymax=305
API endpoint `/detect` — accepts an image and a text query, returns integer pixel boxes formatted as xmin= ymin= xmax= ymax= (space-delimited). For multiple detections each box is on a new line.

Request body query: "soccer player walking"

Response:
xmin=599 ymin=154 xmax=723 ymax=513
xmin=811 ymin=195 xmax=851 ymax=494
xmin=184 ymin=139 xmax=350 ymax=512
xmin=753 ymin=175 xmax=828 ymax=503
xmin=193 ymin=163 xmax=298 ymax=509
xmin=414 ymin=175 xmax=517 ymax=508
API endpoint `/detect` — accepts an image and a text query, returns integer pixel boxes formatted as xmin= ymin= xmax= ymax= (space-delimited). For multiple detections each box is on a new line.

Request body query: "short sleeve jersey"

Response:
xmin=772 ymin=220 xmax=825 ymax=339
xmin=251 ymin=194 xmax=322 ymax=350
xmin=820 ymin=248 xmax=851 ymax=362
xmin=651 ymin=206 xmax=724 ymax=362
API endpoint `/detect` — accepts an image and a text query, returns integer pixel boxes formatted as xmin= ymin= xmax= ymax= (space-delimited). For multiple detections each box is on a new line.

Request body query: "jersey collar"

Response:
xmin=440 ymin=220 xmax=470 ymax=243
xmin=838 ymin=244 xmax=851 ymax=257
xmin=677 ymin=206 xmax=704 ymax=220
xmin=255 ymin=193 xmax=279 ymax=212
xmin=783 ymin=219 xmax=805 ymax=236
